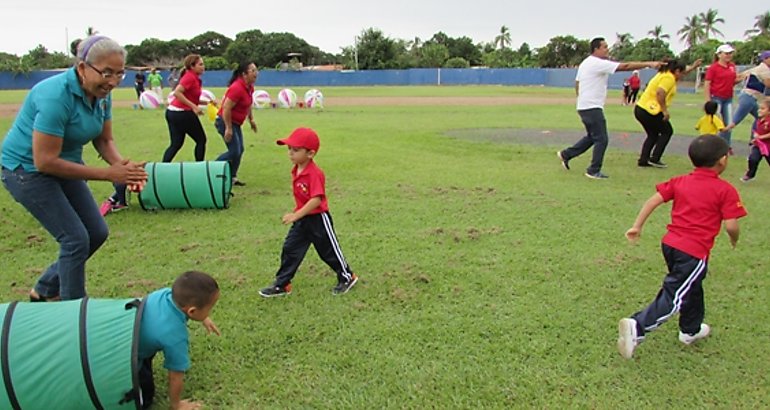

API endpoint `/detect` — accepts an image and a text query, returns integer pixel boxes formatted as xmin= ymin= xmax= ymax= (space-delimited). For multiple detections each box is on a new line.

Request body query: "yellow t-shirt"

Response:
xmin=636 ymin=71 xmax=677 ymax=116
xmin=695 ymin=114 xmax=726 ymax=135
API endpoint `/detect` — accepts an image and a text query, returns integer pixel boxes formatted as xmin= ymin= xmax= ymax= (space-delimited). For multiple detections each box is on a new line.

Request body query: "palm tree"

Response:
xmin=494 ymin=26 xmax=512 ymax=50
xmin=678 ymin=14 xmax=705 ymax=48
xmin=647 ymin=25 xmax=670 ymax=41
xmin=745 ymin=11 xmax=770 ymax=37
xmin=86 ymin=26 xmax=98 ymax=36
xmin=699 ymin=8 xmax=725 ymax=39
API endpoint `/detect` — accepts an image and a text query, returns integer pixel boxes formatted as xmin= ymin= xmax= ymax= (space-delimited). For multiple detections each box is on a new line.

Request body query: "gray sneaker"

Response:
xmin=679 ymin=323 xmax=710 ymax=345
xmin=585 ymin=171 xmax=609 ymax=179
xmin=617 ymin=318 xmax=639 ymax=359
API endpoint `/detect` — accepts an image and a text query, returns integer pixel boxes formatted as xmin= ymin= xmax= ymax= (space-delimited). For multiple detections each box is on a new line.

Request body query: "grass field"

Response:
xmin=0 ymin=86 xmax=768 ymax=408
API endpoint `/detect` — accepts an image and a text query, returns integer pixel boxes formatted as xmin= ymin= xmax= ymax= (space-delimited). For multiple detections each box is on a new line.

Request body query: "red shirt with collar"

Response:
xmin=217 ymin=77 xmax=254 ymax=125
xmin=291 ymin=160 xmax=328 ymax=215
xmin=705 ymin=62 xmax=737 ymax=99
xmin=170 ymin=70 xmax=202 ymax=110
xmin=656 ymin=167 xmax=747 ymax=259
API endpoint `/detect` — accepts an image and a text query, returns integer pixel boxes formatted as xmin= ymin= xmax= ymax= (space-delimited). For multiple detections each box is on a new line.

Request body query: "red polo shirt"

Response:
xmin=291 ymin=160 xmax=328 ymax=215
xmin=705 ymin=62 xmax=737 ymax=99
xmin=217 ymin=77 xmax=254 ymax=125
xmin=629 ymin=75 xmax=641 ymax=90
xmin=170 ymin=71 xmax=202 ymax=110
xmin=656 ymin=168 xmax=747 ymax=259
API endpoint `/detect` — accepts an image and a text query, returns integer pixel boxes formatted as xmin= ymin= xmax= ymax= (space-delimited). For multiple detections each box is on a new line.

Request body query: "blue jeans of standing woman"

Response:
xmin=214 ymin=116 xmax=245 ymax=178
xmin=709 ymin=96 xmax=733 ymax=144
xmin=732 ymin=92 xmax=760 ymax=143
xmin=1 ymin=167 xmax=108 ymax=300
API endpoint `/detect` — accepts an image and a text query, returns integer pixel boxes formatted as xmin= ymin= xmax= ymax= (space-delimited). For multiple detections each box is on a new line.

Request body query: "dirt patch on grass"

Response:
xmin=444 ymin=128 xmax=750 ymax=158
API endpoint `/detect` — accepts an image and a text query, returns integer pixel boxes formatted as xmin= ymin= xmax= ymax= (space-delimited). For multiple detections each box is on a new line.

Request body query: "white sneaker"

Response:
xmin=679 ymin=323 xmax=710 ymax=345
xmin=617 ymin=318 xmax=639 ymax=359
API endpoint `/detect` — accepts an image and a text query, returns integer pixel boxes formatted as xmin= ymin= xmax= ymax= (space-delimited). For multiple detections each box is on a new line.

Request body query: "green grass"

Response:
xmin=0 ymin=87 xmax=768 ymax=408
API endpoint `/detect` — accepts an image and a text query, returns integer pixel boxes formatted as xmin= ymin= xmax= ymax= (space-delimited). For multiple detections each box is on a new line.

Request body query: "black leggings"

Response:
xmin=627 ymin=88 xmax=639 ymax=104
xmin=634 ymin=105 xmax=673 ymax=164
xmin=163 ymin=110 xmax=207 ymax=162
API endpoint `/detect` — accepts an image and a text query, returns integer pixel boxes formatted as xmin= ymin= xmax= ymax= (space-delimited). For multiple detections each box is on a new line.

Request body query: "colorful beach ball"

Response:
xmin=252 ymin=90 xmax=271 ymax=109
xmin=139 ymin=91 xmax=162 ymax=109
xmin=277 ymin=88 xmax=297 ymax=108
xmin=304 ymin=89 xmax=324 ymax=109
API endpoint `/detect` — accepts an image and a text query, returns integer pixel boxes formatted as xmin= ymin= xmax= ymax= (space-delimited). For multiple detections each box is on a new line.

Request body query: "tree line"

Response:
xmin=1 ymin=9 xmax=769 ymax=74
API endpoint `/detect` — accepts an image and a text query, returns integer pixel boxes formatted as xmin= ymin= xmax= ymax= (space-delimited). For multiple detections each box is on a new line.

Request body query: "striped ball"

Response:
xmin=277 ymin=88 xmax=297 ymax=108
xmin=252 ymin=90 xmax=271 ymax=109
xmin=304 ymin=89 xmax=324 ymax=108
xmin=199 ymin=89 xmax=216 ymax=108
xmin=139 ymin=91 xmax=161 ymax=109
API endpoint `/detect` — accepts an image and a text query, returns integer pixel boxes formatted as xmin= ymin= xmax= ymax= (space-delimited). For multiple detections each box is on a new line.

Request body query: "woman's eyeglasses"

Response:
xmin=86 ymin=62 xmax=126 ymax=80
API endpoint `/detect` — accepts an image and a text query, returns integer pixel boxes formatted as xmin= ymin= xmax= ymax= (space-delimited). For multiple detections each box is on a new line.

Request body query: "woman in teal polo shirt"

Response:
xmin=1 ymin=35 xmax=147 ymax=301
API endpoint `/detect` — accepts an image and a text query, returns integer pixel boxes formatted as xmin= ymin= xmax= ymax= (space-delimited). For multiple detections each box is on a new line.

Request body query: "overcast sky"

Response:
xmin=3 ymin=1 xmax=766 ymax=57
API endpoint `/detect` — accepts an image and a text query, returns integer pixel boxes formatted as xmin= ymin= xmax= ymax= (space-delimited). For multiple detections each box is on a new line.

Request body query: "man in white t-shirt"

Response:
xmin=557 ymin=37 xmax=660 ymax=179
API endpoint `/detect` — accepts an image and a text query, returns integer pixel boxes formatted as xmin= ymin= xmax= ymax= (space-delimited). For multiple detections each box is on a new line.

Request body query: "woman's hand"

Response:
xmin=108 ymin=159 xmax=147 ymax=185
xmin=223 ymin=128 xmax=233 ymax=143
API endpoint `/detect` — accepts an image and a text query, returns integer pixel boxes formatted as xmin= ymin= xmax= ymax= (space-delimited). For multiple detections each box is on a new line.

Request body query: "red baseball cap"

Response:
xmin=276 ymin=127 xmax=320 ymax=152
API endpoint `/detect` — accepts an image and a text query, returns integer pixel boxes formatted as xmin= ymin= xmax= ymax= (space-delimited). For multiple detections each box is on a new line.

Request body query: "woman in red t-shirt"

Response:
xmin=627 ymin=70 xmax=641 ymax=104
xmin=214 ymin=63 xmax=258 ymax=186
xmin=162 ymin=54 xmax=208 ymax=162
xmin=704 ymin=44 xmax=737 ymax=146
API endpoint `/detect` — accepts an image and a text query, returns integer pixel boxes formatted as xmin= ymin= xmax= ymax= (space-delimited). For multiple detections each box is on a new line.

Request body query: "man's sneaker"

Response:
xmin=617 ymin=318 xmax=639 ymax=359
xmin=556 ymin=151 xmax=570 ymax=170
xmin=259 ymin=283 xmax=292 ymax=298
xmin=679 ymin=323 xmax=710 ymax=345
xmin=332 ymin=275 xmax=358 ymax=295
xmin=648 ymin=160 xmax=667 ymax=168
xmin=232 ymin=177 xmax=246 ymax=186
xmin=740 ymin=175 xmax=753 ymax=183
xmin=637 ymin=161 xmax=652 ymax=167
xmin=585 ymin=171 xmax=609 ymax=179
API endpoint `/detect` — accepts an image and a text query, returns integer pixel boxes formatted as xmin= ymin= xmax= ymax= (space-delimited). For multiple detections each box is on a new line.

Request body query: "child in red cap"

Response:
xmin=259 ymin=127 xmax=358 ymax=297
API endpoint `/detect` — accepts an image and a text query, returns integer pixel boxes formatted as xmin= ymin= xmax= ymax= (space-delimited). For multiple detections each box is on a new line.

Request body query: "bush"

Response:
xmin=443 ymin=57 xmax=470 ymax=68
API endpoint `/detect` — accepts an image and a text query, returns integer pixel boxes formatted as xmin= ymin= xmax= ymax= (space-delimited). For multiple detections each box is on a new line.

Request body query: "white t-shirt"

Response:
xmin=575 ymin=55 xmax=621 ymax=110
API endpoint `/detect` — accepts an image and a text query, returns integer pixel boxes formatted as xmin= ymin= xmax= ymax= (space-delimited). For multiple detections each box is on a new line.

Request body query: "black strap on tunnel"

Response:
xmin=149 ymin=162 xmax=166 ymax=210
xmin=120 ymin=298 xmax=144 ymax=409
xmin=180 ymin=162 xmax=193 ymax=208
xmin=1 ymin=301 xmax=21 ymax=410
xmin=79 ymin=297 xmax=104 ymax=410
xmin=205 ymin=161 xmax=222 ymax=209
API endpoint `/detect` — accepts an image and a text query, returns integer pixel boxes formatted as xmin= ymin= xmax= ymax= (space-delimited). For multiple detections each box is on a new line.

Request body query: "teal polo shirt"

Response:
xmin=138 ymin=288 xmax=191 ymax=372
xmin=1 ymin=67 xmax=112 ymax=172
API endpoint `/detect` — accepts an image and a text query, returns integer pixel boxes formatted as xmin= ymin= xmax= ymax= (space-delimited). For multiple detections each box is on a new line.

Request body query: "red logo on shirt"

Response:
xmin=297 ymin=183 xmax=308 ymax=195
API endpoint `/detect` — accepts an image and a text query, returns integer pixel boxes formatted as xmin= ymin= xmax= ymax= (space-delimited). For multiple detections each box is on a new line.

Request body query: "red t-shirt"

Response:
xmin=705 ymin=62 xmax=737 ymax=99
xmin=629 ymin=75 xmax=641 ymax=90
xmin=170 ymin=71 xmax=202 ymax=110
xmin=291 ymin=160 xmax=329 ymax=215
xmin=656 ymin=168 xmax=747 ymax=259
xmin=217 ymin=77 xmax=254 ymax=125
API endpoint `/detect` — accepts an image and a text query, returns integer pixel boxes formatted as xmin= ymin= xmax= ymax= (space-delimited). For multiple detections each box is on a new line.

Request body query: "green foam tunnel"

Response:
xmin=139 ymin=161 xmax=232 ymax=210
xmin=0 ymin=298 xmax=144 ymax=409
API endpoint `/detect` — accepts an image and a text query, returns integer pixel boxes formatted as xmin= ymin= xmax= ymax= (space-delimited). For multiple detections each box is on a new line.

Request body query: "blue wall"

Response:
xmin=0 ymin=67 xmax=672 ymax=90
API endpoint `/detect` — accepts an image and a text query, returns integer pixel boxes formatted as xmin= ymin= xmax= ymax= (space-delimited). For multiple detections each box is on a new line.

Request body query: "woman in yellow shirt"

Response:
xmin=634 ymin=58 xmax=702 ymax=167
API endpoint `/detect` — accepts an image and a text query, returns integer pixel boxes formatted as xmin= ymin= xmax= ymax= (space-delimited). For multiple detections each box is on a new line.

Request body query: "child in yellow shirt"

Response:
xmin=695 ymin=101 xmax=726 ymax=135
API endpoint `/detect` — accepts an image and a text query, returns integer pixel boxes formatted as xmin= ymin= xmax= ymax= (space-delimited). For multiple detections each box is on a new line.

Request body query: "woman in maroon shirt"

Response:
xmin=214 ymin=63 xmax=258 ymax=186
xmin=163 ymin=54 xmax=208 ymax=162
xmin=704 ymin=44 xmax=737 ymax=146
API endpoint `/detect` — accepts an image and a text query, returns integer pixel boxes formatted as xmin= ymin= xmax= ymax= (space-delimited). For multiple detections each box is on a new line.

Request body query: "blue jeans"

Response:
xmin=1 ymin=167 xmax=108 ymax=300
xmin=709 ymin=96 xmax=733 ymax=144
xmin=561 ymin=108 xmax=608 ymax=174
xmin=214 ymin=116 xmax=244 ymax=177
xmin=732 ymin=92 xmax=759 ymax=143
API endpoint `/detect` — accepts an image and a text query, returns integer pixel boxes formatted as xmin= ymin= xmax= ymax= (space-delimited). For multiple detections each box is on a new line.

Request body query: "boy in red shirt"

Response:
xmin=259 ymin=127 xmax=358 ymax=297
xmin=618 ymin=135 xmax=747 ymax=359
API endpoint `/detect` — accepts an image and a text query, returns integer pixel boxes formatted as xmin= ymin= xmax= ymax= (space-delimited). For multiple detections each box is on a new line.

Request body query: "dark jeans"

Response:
xmin=627 ymin=88 xmax=639 ymax=104
xmin=745 ymin=145 xmax=770 ymax=178
xmin=163 ymin=110 xmax=207 ymax=162
xmin=274 ymin=212 xmax=354 ymax=287
xmin=561 ymin=108 xmax=608 ymax=174
xmin=634 ymin=105 xmax=673 ymax=164
xmin=631 ymin=244 xmax=707 ymax=337
xmin=214 ymin=116 xmax=245 ymax=178
xmin=1 ymin=167 xmax=108 ymax=300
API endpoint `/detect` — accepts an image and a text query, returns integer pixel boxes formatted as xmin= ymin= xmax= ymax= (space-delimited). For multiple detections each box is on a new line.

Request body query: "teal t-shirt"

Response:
xmin=1 ymin=67 xmax=112 ymax=172
xmin=138 ymin=288 xmax=190 ymax=372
